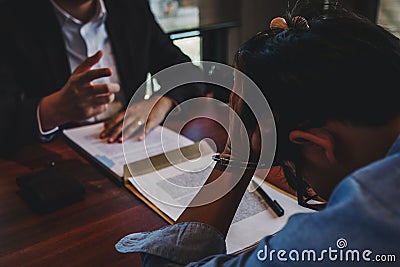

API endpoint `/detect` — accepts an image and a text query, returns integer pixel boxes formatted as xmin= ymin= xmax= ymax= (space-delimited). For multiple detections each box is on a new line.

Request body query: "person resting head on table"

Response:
xmin=115 ymin=1 xmax=400 ymax=266
xmin=0 ymin=0 xmax=204 ymax=151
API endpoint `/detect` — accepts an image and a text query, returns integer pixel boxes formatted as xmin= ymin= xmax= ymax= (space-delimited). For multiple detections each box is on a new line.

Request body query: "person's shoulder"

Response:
xmin=0 ymin=0 xmax=18 ymax=18
xmin=0 ymin=0 xmax=17 ymax=9
xmin=352 ymin=151 xmax=400 ymax=189
xmin=331 ymin=153 xmax=400 ymax=217
xmin=0 ymin=0 xmax=22 ymax=31
xmin=0 ymin=0 xmax=35 ymax=13
xmin=105 ymin=0 xmax=154 ymax=23
xmin=105 ymin=0 xmax=149 ymax=11
xmin=0 ymin=0 xmax=46 ymax=28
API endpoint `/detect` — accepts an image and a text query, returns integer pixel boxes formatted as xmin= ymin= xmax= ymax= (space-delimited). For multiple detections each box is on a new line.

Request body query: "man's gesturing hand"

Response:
xmin=39 ymin=51 xmax=120 ymax=131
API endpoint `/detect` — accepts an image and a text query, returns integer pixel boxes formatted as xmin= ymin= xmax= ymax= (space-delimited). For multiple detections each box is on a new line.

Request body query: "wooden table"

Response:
xmin=0 ymin=101 xmax=229 ymax=267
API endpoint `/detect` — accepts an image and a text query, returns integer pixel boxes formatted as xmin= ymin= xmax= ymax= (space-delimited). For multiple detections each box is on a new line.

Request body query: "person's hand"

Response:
xmin=39 ymin=51 xmax=120 ymax=131
xmin=222 ymin=91 xmax=262 ymax=163
xmin=100 ymin=95 xmax=174 ymax=143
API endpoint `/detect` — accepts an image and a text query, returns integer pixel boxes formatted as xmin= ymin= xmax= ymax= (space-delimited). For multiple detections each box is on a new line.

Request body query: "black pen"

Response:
xmin=251 ymin=180 xmax=284 ymax=217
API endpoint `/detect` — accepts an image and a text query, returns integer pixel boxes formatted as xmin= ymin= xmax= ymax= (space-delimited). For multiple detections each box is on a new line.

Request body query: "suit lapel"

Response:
xmin=18 ymin=0 xmax=70 ymax=94
xmin=104 ymin=0 xmax=143 ymax=101
xmin=38 ymin=0 xmax=71 ymax=91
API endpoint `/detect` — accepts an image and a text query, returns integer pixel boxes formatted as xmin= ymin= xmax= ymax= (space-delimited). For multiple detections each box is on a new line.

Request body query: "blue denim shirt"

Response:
xmin=116 ymin=135 xmax=400 ymax=266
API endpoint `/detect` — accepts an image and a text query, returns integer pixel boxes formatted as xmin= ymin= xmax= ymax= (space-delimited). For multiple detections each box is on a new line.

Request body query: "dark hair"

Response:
xmin=233 ymin=1 xmax=400 ymax=181
xmin=235 ymin=5 xmax=400 ymax=129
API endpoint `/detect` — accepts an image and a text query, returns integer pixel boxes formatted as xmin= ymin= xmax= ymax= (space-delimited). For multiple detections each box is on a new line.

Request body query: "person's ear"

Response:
xmin=288 ymin=129 xmax=337 ymax=164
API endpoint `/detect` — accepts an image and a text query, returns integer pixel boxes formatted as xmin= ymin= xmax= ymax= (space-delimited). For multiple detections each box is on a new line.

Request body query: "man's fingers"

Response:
xmin=88 ymin=104 xmax=107 ymax=118
xmin=95 ymin=83 xmax=120 ymax=94
xmin=104 ymin=111 xmax=124 ymax=129
xmin=76 ymin=68 xmax=112 ymax=84
xmin=89 ymin=94 xmax=115 ymax=106
xmin=84 ymin=83 xmax=120 ymax=96
xmin=73 ymin=51 xmax=103 ymax=74
xmin=122 ymin=120 xmax=143 ymax=142
xmin=137 ymin=118 xmax=157 ymax=141
xmin=100 ymin=112 xmax=125 ymax=138
xmin=106 ymin=123 xmax=124 ymax=143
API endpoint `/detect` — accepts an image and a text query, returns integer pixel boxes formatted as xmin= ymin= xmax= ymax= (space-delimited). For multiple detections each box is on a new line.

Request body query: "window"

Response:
xmin=146 ymin=0 xmax=202 ymax=96
xmin=377 ymin=0 xmax=400 ymax=38
xmin=149 ymin=0 xmax=202 ymax=63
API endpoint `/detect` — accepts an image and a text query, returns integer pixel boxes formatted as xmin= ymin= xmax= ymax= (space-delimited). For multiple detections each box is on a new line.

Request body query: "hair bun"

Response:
xmin=270 ymin=17 xmax=289 ymax=30
xmin=269 ymin=16 xmax=310 ymax=31
xmin=291 ymin=16 xmax=310 ymax=29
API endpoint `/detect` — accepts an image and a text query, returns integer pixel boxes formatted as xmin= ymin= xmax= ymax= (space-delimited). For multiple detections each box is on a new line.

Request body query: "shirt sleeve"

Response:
xmin=115 ymin=222 xmax=278 ymax=267
xmin=115 ymin=222 xmax=226 ymax=266
xmin=36 ymin=104 xmax=59 ymax=142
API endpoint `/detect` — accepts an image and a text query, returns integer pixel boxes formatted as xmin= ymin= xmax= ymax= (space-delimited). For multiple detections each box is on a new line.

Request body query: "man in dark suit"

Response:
xmin=0 ymin=0 xmax=204 ymax=151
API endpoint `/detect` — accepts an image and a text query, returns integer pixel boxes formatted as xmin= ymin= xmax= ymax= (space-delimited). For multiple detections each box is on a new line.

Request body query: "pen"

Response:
xmin=251 ymin=180 xmax=284 ymax=217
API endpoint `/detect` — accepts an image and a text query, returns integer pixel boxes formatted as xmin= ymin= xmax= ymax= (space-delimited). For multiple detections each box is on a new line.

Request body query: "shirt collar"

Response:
xmin=387 ymin=134 xmax=400 ymax=157
xmin=50 ymin=0 xmax=107 ymax=27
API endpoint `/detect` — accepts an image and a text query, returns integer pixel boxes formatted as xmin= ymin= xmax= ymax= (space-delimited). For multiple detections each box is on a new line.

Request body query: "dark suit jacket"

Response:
xmin=0 ymin=0 xmax=204 ymax=152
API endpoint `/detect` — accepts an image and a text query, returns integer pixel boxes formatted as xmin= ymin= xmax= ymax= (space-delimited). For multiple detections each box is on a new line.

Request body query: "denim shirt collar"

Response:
xmin=387 ymin=134 xmax=400 ymax=157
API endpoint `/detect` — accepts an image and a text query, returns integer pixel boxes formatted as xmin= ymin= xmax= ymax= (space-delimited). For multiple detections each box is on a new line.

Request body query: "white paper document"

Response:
xmin=225 ymin=176 xmax=316 ymax=254
xmin=128 ymin=161 xmax=316 ymax=254
xmin=128 ymin=155 xmax=215 ymax=220
xmin=63 ymin=123 xmax=194 ymax=178
xmin=64 ymin=122 xmax=316 ymax=255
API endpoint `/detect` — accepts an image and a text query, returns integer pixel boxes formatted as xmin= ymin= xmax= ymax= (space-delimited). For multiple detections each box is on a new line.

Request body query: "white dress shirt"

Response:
xmin=38 ymin=0 xmax=126 ymax=135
